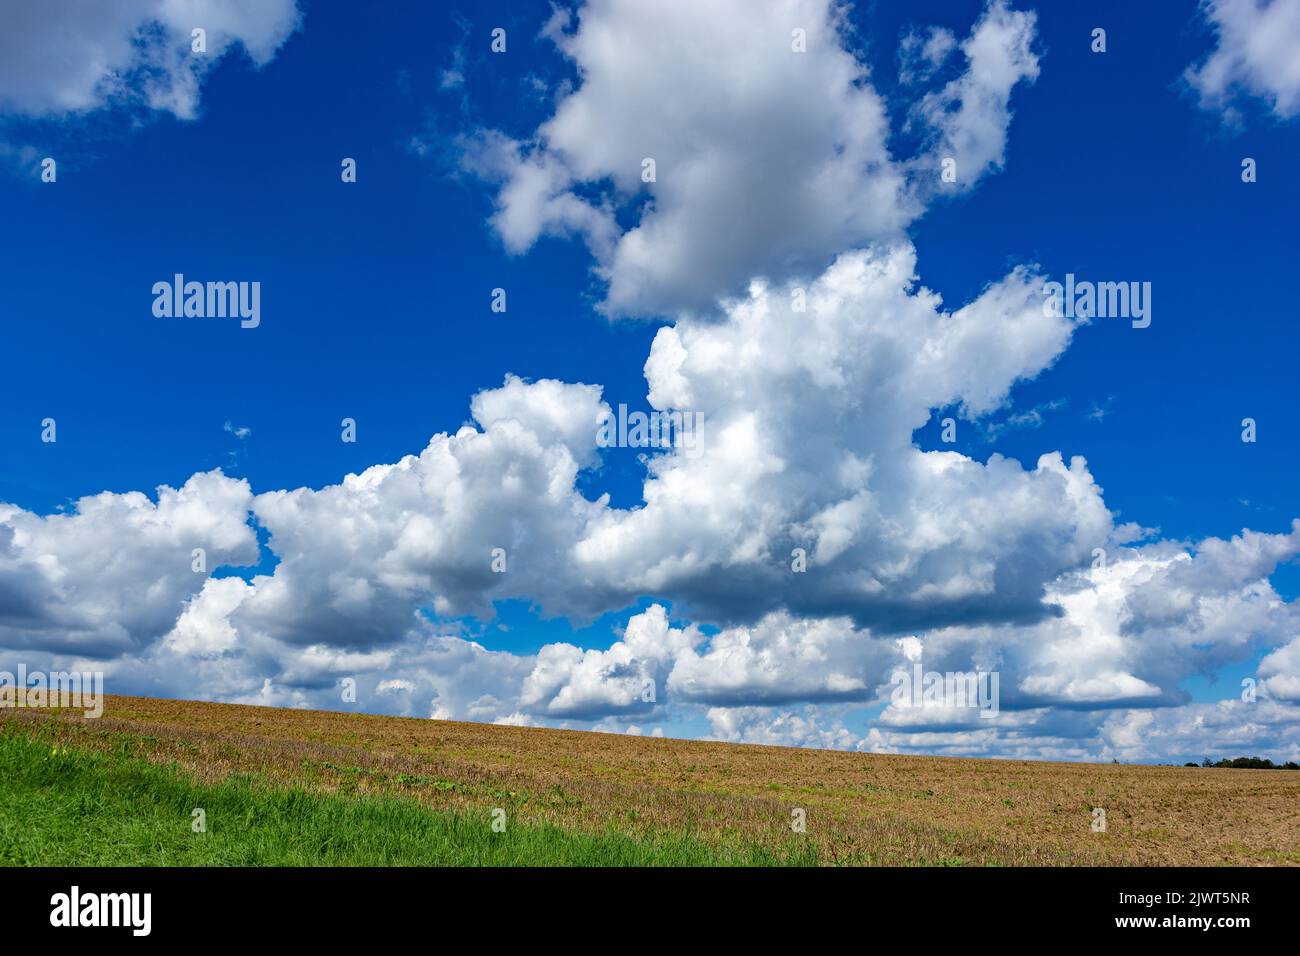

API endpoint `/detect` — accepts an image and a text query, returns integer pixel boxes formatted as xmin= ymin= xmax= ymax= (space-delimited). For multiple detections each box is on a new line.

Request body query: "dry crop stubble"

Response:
xmin=4 ymin=695 xmax=1298 ymax=866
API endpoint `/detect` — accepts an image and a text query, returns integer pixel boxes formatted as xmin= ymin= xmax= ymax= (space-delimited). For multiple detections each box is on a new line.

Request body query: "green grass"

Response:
xmin=0 ymin=727 xmax=819 ymax=866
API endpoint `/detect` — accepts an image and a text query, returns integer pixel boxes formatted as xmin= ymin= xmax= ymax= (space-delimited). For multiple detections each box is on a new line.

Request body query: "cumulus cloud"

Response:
xmin=461 ymin=0 xmax=1038 ymax=317
xmin=5 ymin=228 xmax=1296 ymax=756
xmin=531 ymin=522 xmax=1300 ymax=749
xmin=1257 ymin=626 xmax=1300 ymax=701
xmin=896 ymin=523 xmax=1300 ymax=716
xmin=707 ymin=705 xmax=857 ymax=750
xmin=223 ymin=376 xmax=613 ymax=648
xmin=1097 ymin=699 xmax=1300 ymax=764
xmin=582 ymin=243 xmax=1102 ymax=632
xmin=0 ymin=472 xmax=257 ymax=656
xmin=11 ymin=239 xmax=1092 ymax=673
xmin=710 ymin=696 xmax=1300 ymax=766
xmin=670 ymin=613 xmax=882 ymax=707
xmin=520 ymin=604 xmax=700 ymax=718
xmin=0 ymin=0 xmax=301 ymax=119
xmin=1185 ymin=0 xmax=1300 ymax=120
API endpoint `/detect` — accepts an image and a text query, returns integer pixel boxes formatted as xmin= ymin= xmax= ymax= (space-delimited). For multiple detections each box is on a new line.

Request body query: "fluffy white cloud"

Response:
xmin=0 ymin=472 xmax=257 ymax=655
xmin=0 ymin=0 xmax=300 ymax=119
xmin=1259 ymin=633 xmax=1300 ymax=701
xmin=578 ymin=243 xmax=1104 ymax=630
xmin=470 ymin=374 xmax=608 ymax=469
xmin=1185 ymin=0 xmax=1300 ymax=120
xmin=7 ymin=238 xmax=1093 ymax=673
xmin=520 ymin=604 xmax=700 ymax=717
xmin=867 ymin=523 xmax=1300 ymax=722
xmin=463 ymin=0 xmax=1038 ymax=317
xmin=225 ymin=377 xmax=614 ymax=646
xmin=670 ymin=613 xmax=882 ymax=706
xmin=5 ymin=231 xmax=1295 ymax=755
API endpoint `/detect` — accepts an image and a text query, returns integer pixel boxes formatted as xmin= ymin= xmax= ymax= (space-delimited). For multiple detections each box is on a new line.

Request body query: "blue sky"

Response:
xmin=2 ymin=0 xmax=1298 ymax=761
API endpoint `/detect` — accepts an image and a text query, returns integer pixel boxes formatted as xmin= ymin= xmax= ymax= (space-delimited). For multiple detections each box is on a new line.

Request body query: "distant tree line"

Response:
xmin=1181 ymin=757 xmax=1300 ymax=769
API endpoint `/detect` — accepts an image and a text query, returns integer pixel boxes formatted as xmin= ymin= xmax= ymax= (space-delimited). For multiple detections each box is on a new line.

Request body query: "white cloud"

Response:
xmin=908 ymin=0 xmax=1039 ymax=192
xmin=1097 ymin=700 xmax=1300 ymax=764
xmin=0 ymin=471 xmax=257 ymax=656
xmin=670 ymin=613 xmax=881 ymax=706
xmin=520 ymin=604 xmax=700 ymax=718
xmin=712 ymin=695 xmax=1300 ymax=765
xmin=10 ymin=240 xmax=1094 ymax=671
xmin=462 ymin=0 xmax=1038 ymax=317
xmin=0 ymin=0 xmax=301 ymax=120
xmin=8 ymin=236 xmax=1294 ymax=755
xmin=1258 ymin=628 xmax=1300 ymax=701
xmin=898 ymin=26 xmax=957 ymax=85
xmin=707 ymin=705 xmax=857 ymax=750
xmin=1185 ymin=0 xmax=1300 ymax=120
xmin=579 ymin=243 xmax=1102 ymax=630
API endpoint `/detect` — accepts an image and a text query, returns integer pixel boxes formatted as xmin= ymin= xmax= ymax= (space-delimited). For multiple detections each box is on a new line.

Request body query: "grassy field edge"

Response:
xmin=0 ymin=722 xmax=820 ymax=867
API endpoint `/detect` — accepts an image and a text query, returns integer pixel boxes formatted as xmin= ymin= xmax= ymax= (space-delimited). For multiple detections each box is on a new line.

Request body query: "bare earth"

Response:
xmin=9 ymin=694 xmax=1299 ymax=865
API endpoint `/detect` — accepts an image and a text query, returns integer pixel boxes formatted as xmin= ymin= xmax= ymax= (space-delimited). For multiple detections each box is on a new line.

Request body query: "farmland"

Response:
xmin=2 ymin=695 xmax=1297 ymax=866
